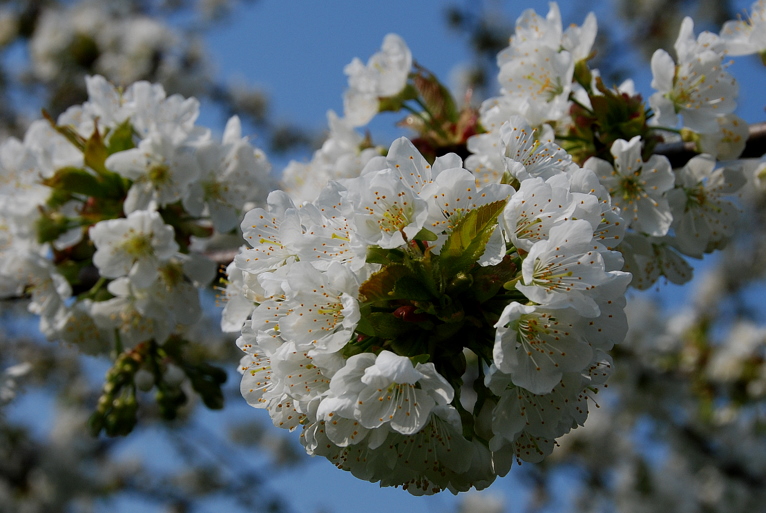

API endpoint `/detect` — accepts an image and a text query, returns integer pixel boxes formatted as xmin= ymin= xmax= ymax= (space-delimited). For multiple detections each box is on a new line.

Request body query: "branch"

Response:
xmin=205 ymin=248 xmax=240 ymax=268
xmin=655 ymin=121 xmax=766 ymax=168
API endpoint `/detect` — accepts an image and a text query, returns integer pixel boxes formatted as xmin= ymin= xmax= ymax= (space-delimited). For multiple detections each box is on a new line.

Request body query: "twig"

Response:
xmin=655 ymin=121 xmax=766 ymax=168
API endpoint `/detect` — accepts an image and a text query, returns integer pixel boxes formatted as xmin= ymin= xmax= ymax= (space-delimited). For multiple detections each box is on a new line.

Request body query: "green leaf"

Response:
xmin=367 ymin=311 xmax=415 ymax=338
xmin=365 ymin=246 xmax=405 ymax=265
xmin=471 ymin=256 xmax=518 ymax=303
xmin=41 ymin=167 xmax=105 ymax=198
xmin=353 ymin=306 xmax=377 ymax=337
xmin=106 ymin=119 xmax=136 ymax=154
xmin=43 ymin=110 xmax=86 ymax=151
xmin=392 ymin=275 xmax=434 ymax=301
xmin=438 ymin=200 xmax=508 ymax=276
xmin=56 ymin=260 xmax=83 ymax=286
xmin=413 ymin=227 xmax=438 ymax=241
xmin=414 ymin=70 xmax=459 ymax=123
xmin=35 ymin=211 xmax=73 ymax=244
xmin=409 ymin=354 xmax=431 ymax=365
xmin=378 ymin=83 xmax=419 ymax=113
xmin=46 ymin=188 xmax=74 ymax=209
xmin=358 ymin=264 xmax=414 ymax=303
xmin=84 ymin=126 xmax=110 ymax=176
xmin=573 ymin=59 xmax=594 ymax=91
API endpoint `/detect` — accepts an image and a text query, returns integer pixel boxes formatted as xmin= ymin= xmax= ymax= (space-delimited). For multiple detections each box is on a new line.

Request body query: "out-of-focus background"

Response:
xmin=2 ymin=1 xmax=766 ymax=512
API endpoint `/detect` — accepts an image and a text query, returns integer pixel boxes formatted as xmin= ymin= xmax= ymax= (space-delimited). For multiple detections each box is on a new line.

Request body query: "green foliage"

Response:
xmin=106 ymin=119 xmax=136 ymax=154
xmin=89 ymin=339 xmax=228 ymax=437
xmin=565 ymin=77 xmax=661 ymax=164
xmin=438 ymin=199 xmax=507 ymax=277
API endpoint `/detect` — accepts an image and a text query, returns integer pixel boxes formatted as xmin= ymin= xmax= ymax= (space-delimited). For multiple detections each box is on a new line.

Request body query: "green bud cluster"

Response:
xmin=89 ymin=339 xmax=227 ymax=437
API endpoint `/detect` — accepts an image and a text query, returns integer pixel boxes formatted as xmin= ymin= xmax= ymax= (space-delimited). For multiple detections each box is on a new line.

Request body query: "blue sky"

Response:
xmin=203 ymin=1 xmax=563 ymax=149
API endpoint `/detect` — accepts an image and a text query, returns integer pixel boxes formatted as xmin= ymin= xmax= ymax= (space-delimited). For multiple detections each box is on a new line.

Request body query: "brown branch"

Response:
xmin=655 ymin=121 xmax=766 ymax=168
xmin=205 ymin=248 xmax=241 ymax=268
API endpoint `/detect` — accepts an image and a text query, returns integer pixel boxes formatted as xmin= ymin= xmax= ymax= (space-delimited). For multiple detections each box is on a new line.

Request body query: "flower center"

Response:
xmin=148 ymin=164 xmax=170 ymax=186
xmin=122 ymin=232 xmax=153 ymax=257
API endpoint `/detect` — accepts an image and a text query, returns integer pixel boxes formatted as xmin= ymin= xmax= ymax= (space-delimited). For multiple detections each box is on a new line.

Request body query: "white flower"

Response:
xmin=0 ymin=137 xmax=49 ymax=229
xmin=236 ymin=191 xmax=304 ymax=274
xmin=98 ymin=17 xmax=180 ymax=87
xmin=562 ymin=12 xmax=597 ymax=62
xmin=230 ymin=133 xmax=632 ymax=491
xmin=56 ymin=300 xmax=110 ymax=355
xmin=63 ymin=75 xmax=132 ymax=135
xmin=649 ymin=17 xmax=738 ymax=134
xmin=123 ymin=79 xmax=207 ymax=142
xmin=273 ymin=344 xmax=344 ymax=403
xmin=516 ymin=220 xmax=621 ymax=316
xmin=697 ymin=114 xmax=749 ymax=160
xmin=90 ymin=278 xmax=174 ymax=347
xmin=237 ymin=324 xmax=279 ymax=408
xmin=343 ymin=34 xmax=412 ymax=126
xmin=493 ymin=303 xmax=593 ymax=394
xmin=499 ymin=117 xmax=573 ymax=181
xmin=377 ymin=406 xmax=485 ymax=494
xmin=421 ymin=167 xmax=512 ymax=255
xmin=667 ymin=155 xmax=745 ymax=257
xmin=90 ymin=210 xmax=179 ymax=288
xmin=487 ymin=368 xmax=585 ymax=442
xmin=106 ymin=131 xmax=201 ymax=213
xmin=315 ymin=352 xmax=380 ymax=447
xmin=1 ymin=362 xmax=32 ymax=406
xmin=220 ymin=262 xmax=263 ymax=333
xmin=305 ymin=403 xmax=489 ymax=495
xmin=294 ymin=183 xmax=367 ymax=271
xmin=720 ymin=1 xmax=766 ymax=56
xmin=0 ymin=241 xmax=45 ymax=299
xmin=147 ymin=260 xmax=203 ymax=326
xmin=28 ymin=4 xmax=106 ymax=81
xmin=238 ymin=315 xmax=344 ymax=428
xmin=325 ymin=350 xmax=454 ymax=436
xmin=273 ymin=261 xmax=360 ymax=355
xmin=497 ymin=45 xmax=573 ymax=125
xmin=184 ymin=115 xmax=273 ymax=232
xmin=281 ymin=111 xmax=379 ymax=203
xmin=16 ymin=254 xmax=72 ymax=339
xmin=585 ymin=136 xmax=675 ymax=237
xmin=24 ymin=120 xmax=84 ymax=179
xmin=567 ymin=296 xmax=629 ymax=353
xmin=502 ymin=176 xmax=578 ymax=252
xmin=350 ymin=169 xmax=429 ymax=249
xmin=506 ymin=3 xmax=564 ymax=51
xmin=620 ymin=232 xmax=693 ymax=289
xmin=363 ymin=136 xmax=450 ymax=194
xmin=487 ymin=353 xmax=611 ymax=470
xmin=706 ymin=321 xmax=766 ymax=382
xmin=465 ymin=99 xmax=517 ymax=185
xmin=490 ymin=3 xmax=601 ymax=126
xmin=566 ymin=166 xmax=626 ymax=252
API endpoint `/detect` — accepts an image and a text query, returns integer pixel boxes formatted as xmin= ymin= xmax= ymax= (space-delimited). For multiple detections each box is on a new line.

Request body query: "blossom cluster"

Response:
xmin=226 ymin=129 xmax=632 ymax=493
xmin=2 ymin=0 xmax=764 ymax=498
xmin=225 ymin=1 xmax=762 ymax=495
xmin=0 ymin=74 xmax=273 ymax=431
xmin=28 ymin=1 xmax=210 ymax=97
xmin=464 ymin=3 xmax=748 ymax=290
